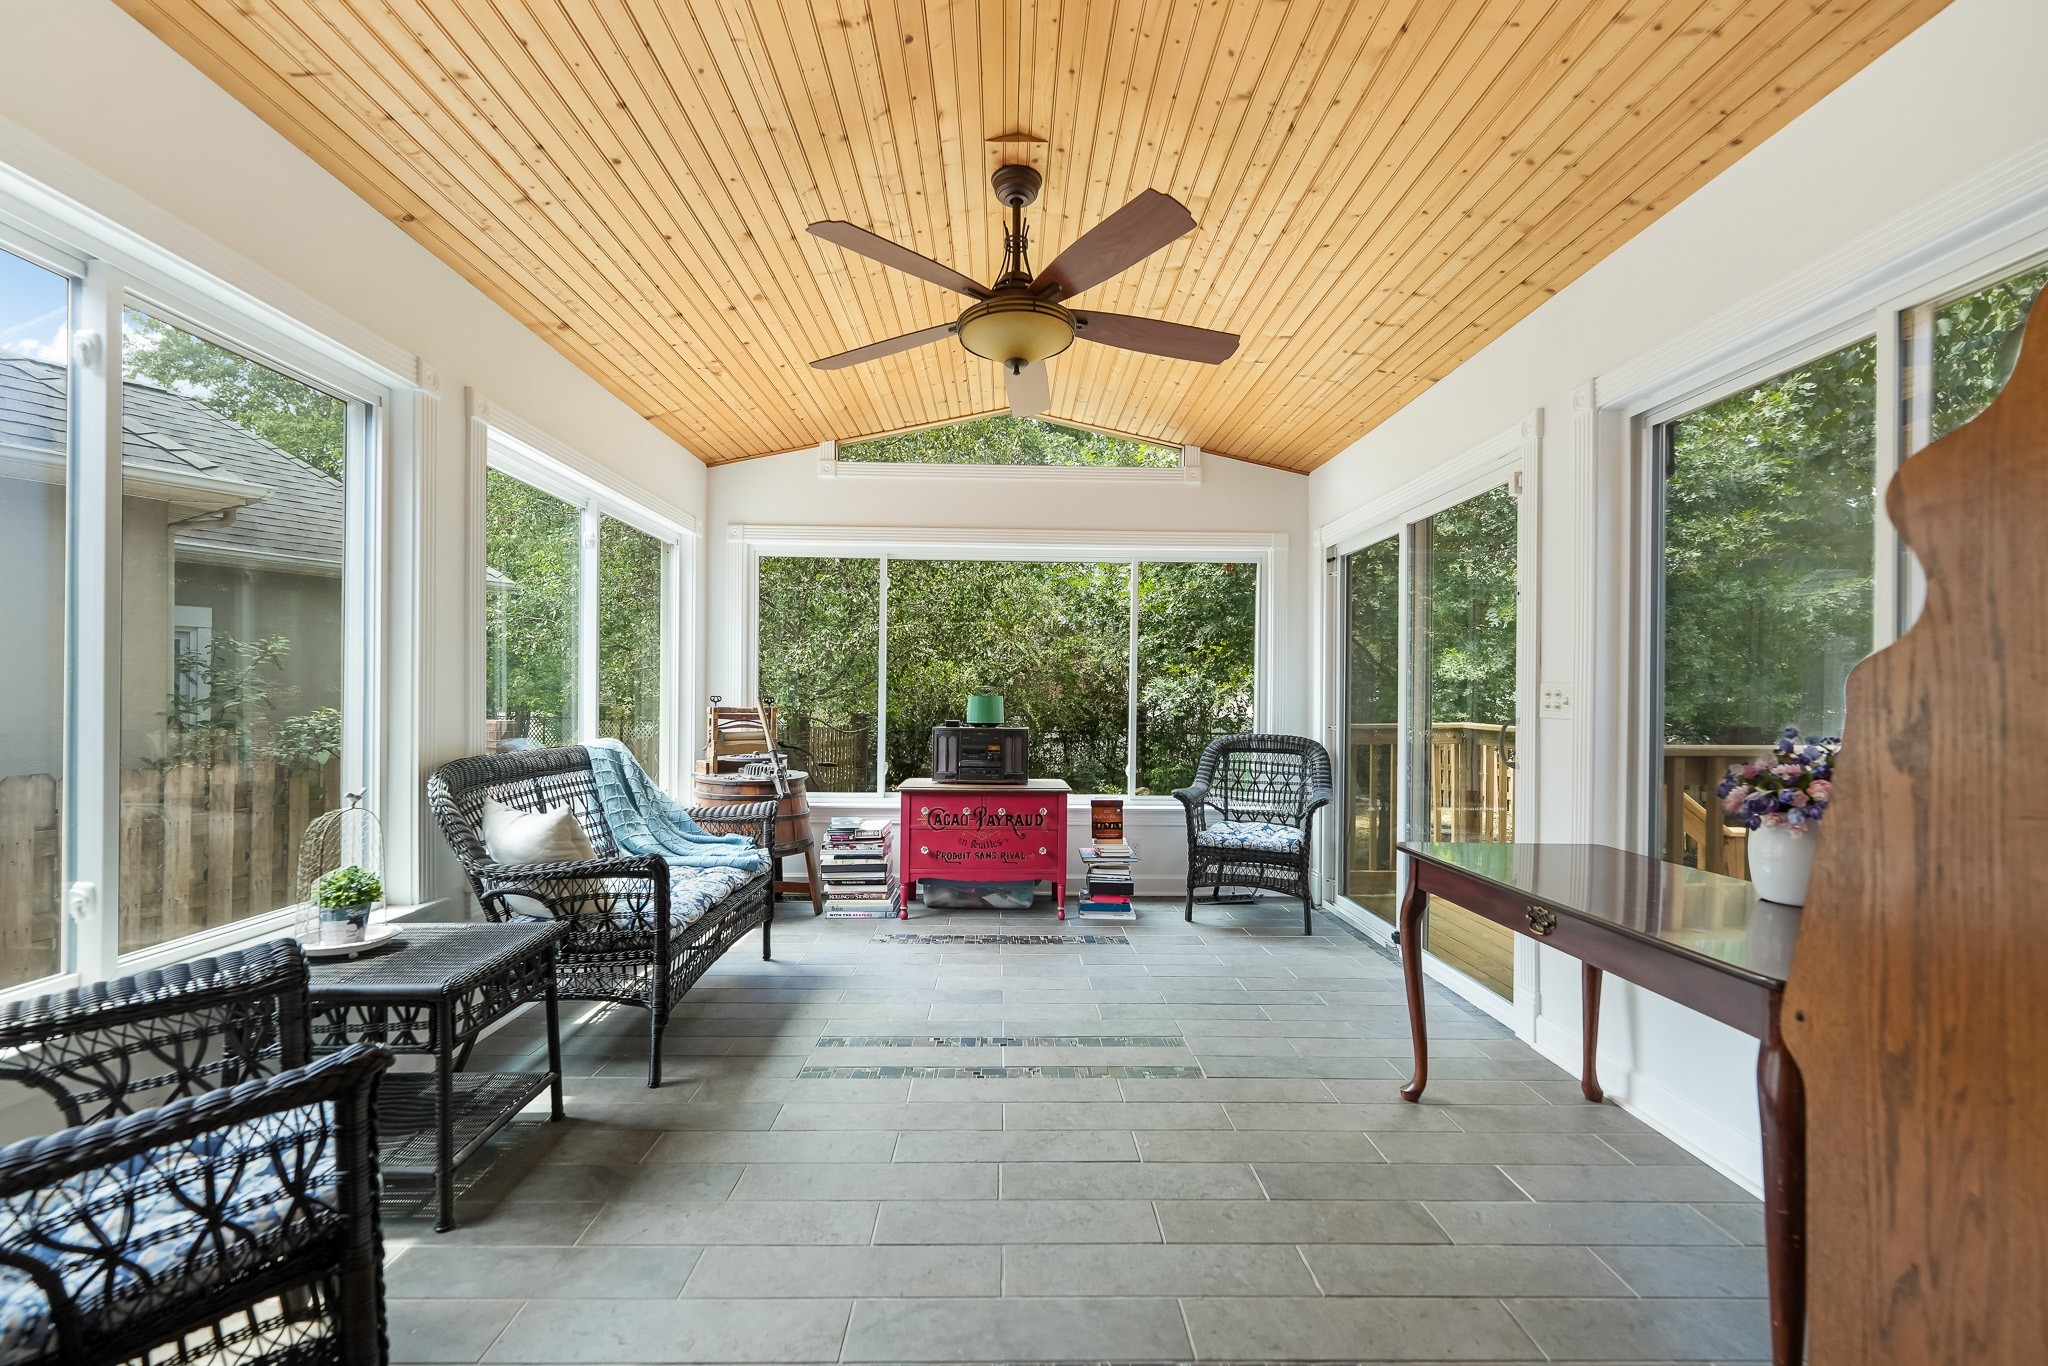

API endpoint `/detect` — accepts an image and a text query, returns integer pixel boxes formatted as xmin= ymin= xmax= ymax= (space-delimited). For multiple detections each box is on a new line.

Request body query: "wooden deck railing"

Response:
xmin=1344 ymin=729 xmax=1760 ymax=884
xmin=0 ymin=754 xmax=342 ymax=989
xmin=1345 ymin=722 xmax=1516 ymax=891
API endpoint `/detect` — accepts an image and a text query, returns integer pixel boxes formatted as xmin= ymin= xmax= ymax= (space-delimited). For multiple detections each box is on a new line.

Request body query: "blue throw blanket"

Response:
xmin=586 ymin=740 xmax=770 ymax=874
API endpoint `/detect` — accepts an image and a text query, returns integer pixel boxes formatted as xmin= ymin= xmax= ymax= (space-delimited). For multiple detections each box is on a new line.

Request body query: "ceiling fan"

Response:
xmin=807 ymin=165 xmax=1238 ymax=418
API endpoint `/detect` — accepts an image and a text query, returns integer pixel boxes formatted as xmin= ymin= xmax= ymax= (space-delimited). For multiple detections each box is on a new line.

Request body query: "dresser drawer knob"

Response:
xmin=1038 ymin=846 xmax=1047 ymax=855
xmin=1525 ymin=905 xmax=1557 ymax=937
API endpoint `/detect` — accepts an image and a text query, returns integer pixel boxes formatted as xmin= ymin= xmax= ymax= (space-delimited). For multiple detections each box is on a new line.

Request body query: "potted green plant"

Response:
xmin=312 ymin=864 xmax=382 ymax=945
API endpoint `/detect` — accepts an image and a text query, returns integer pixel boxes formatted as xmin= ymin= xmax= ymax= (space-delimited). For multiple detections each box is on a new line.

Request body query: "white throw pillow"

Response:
xmin=481 ymin=798 xmax=596 ymax=865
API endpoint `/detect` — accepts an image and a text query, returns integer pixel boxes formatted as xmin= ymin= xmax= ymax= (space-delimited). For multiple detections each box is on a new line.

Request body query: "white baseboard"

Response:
xmin=1530 ymin=1014 xmax=1764 ymax=1197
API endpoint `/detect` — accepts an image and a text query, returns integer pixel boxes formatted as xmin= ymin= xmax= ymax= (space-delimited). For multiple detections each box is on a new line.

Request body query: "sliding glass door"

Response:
xmin=1339 ymin=536 xmax=1400 ymax=922
xmin=1335 ymin=480 xmax=1522 ymax=1002
xmin=1407 ymin=487 xmax=1519 ymax=1000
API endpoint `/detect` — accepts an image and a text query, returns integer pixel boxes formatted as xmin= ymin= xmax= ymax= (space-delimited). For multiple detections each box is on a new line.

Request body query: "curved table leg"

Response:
xmin=1581 ymin=963 xmax=1605 ymax=1103
xmin=1758 ymin=992 xmax=1807 ymax=1366
xmin=1397 ymin=876 xmax=1430 ymax=1102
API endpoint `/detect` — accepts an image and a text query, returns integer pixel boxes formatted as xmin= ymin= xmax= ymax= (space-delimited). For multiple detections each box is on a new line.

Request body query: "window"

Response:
xmin=757 ymin=557 xmax=879 ymax=793
xmin=1911 ymin=261 xmax=2048 ymax=443
xmin=485 ymin=469 xmax=580 ymax=751
xmin=887 ymin=559 xmax=1130 ymax=791
xmin=837 ymin=414 xmax=1180 ymax=468
xmin=1653 ymin=337 xmax=1878 ymax=877
xmin=1339 ymin=536 xmax=1400 ymax=922
xmin=481 ymin=443 xmax=682 ymax=781
xmin=597 ymin=515 xmax=665 ymax=773
xmin=117 ymin=309 xmax=360 ymax=958
xmin=755 ymin=551 xmax=1260 ymax=795
xmin=0 ymin=246 xmax=69 ymax=988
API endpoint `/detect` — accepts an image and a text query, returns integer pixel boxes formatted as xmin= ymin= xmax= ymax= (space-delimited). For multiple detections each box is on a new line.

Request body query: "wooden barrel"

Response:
xmin=692 ymin=767 xmax=813 ymax=856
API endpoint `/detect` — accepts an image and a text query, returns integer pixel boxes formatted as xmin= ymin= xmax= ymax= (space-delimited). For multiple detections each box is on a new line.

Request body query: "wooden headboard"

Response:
xmin=1783 ymin=294 xmax=2048 ymax=1361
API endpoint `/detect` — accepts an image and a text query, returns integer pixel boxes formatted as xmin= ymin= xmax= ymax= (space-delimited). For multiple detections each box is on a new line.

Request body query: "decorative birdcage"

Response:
xmin=293 ymin=792 xmax=384 ymax=945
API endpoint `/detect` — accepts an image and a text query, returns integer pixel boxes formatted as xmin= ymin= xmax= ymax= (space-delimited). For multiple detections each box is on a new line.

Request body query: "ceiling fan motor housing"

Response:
xmin=955 ymin=292 xmax=1075 ymax=371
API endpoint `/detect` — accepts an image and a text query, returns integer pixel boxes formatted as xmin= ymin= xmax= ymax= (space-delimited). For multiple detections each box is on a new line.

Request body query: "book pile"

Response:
xmin=820 ymin=817 xmax=898 ymax=917
xmin=1080 ymin=799 xmax=1137 ymax=920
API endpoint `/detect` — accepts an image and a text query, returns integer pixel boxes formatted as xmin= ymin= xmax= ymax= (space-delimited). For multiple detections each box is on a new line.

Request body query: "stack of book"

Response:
xmin=820 ymin=816 xmax=898 ymax=917
xmin=1080 ymin=799 xmax=1137 ymax=920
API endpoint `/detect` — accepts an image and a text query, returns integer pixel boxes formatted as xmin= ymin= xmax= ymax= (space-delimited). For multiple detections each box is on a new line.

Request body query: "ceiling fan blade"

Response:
xmin=810 ymin=323 xmax=958 ymax=370
xmin=1073 ymin=311 xmax=1238 ymax=364
xmin=1032 ymin=190 xmax=1196 ymax=301
xmin=809 ymin=221 xmax=989 ymax=299
xmin=1005 ymin=361 xmax=1050 ymax=417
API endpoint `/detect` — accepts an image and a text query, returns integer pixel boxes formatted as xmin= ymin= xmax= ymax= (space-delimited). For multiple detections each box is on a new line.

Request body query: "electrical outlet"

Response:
xmin=1540 ymin=683 xmax=1571 ymax=716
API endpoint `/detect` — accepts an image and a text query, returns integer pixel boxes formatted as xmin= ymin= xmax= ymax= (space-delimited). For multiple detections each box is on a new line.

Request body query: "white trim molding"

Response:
xmin=1314 ymin=415 xmax=1537 ymax=555
xmin=469 ymin=390 xmax=700 ymax=539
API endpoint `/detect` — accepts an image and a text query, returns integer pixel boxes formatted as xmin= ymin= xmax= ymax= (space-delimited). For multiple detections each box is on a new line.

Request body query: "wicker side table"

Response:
xmin=307 ymin=921 xmax=566 ymax=1231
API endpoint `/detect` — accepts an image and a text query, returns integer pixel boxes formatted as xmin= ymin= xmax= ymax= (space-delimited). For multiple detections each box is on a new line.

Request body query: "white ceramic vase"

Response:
xmin=1748 ymin=823 xmax=1818 ymax=905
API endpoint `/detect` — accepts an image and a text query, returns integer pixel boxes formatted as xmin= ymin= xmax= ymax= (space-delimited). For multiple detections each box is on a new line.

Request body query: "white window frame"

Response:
xmin=1610 ymin=230 xmax=2048 ymax=862
xmin=1316 ymin=415 xmax=1542 ymax=1035
xmin=731 ymin=524 xmax=1285 ymax=804
xmin=0 ymin=171 xmax=423 ymax=993
xmin=471 ymin=394 xmax=697 ymax=788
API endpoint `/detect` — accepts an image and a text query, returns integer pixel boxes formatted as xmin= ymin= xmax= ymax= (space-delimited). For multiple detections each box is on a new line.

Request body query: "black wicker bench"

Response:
xmin=427 ymin=745 xmax=778 ymax=1087
xmin=0 ymin=940 xmax=390 ymax=1365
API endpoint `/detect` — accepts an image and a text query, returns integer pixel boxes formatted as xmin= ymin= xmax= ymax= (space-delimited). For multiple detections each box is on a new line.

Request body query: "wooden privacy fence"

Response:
xmin=0 ymin=756 xmax=342 ymax=983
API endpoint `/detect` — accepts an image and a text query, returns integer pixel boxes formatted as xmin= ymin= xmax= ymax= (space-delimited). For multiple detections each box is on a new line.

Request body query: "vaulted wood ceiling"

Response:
xmin=116 ymin=0 xmax=1947 ymax=470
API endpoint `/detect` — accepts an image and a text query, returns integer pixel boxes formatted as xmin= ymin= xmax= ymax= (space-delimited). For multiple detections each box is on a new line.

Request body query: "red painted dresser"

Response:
xmin=896 ymin=778 xmax=1070 ymax=919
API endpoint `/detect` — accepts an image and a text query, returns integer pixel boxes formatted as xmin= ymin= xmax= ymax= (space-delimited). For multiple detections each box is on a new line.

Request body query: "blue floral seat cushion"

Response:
xmin=1195 ymin=819 xmax=1306 ymax=854
xmin=670 ymin=865 xmax=760 ymax=930
xmin=0 ymin=1119 xmax=339 ymax=1364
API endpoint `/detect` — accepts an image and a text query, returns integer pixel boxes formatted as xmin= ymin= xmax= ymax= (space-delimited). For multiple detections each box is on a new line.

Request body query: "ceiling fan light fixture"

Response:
xmin=956 ymin=293 xmax=1076 ymax=370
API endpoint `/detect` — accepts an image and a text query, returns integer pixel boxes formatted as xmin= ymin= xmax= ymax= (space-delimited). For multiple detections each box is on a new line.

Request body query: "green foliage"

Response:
xmin=313 ymin=864 xmax=381 ymax=910
xmin=756 ymin=556 xmax=1256 ymax=794
xmin=1930 ymin=264 xmax=2048 ymax=440
xmin=270 ymin=707 xmax=342 ymax=771
xmin=1662 ymin=338 xmax=1878 ymax=744
xmin=840 ymin=415 xmax=1179 ymax=467
xmin=886 ymin=560 xmax=1131 ymax=791
xmin=123 ymin=311 xmax=346 ymax=478
xmin=1418 ymin=487 xmax=1518 ymax=727
xmin=1135 ymin=562 xmax=1256 ymax=792
xmin=161 ymin=632 xmax=331 ymax=770
xmin=485 ymin=470 xmax=580 ymax=744
xmin=597 ymin=516 xmax=664 ymax=767
xmin=1345 ymin=537 xmax=1400 ymax=727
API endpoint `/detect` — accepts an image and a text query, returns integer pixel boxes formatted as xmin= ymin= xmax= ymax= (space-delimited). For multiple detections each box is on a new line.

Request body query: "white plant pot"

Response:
xmin=1748 ymin=823 xmax=1818 ymax=905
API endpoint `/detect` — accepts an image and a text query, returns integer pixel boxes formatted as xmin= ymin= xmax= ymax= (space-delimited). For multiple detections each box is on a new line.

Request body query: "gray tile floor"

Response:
xmin=381 ymin=899 xmax=1769 ymax=1364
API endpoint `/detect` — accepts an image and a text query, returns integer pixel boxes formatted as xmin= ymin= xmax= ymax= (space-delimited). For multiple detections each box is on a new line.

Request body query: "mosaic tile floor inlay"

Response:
xmin=795 ymin=1064 xmax=1205 ymax=1079
xmin=813 ymin=1034 xmax=1187 ymax=1048
xmin=874 ymin=933 xmax=1131 ymax=945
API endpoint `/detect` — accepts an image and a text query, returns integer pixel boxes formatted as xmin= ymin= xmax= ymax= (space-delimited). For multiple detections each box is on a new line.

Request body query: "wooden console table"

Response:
xmin=1395 ymin=841 xmax=1804 ymax=1366
xmin=898 ymin=778 xmax=1069 ymax=918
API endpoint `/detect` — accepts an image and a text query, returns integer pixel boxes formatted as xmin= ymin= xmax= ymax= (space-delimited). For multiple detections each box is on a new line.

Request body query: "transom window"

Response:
xmin=836 ymin=414 xmax=1180 ymax=468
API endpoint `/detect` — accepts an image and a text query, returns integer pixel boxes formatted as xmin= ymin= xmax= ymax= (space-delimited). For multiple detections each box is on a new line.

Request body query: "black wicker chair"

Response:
xmin=0 ymin=940 xmax=391 ymax=1366
xmin=1173 ymin=733 xmax=1334 ymax=935
xmin=427 ymin=745 xmax=778 ymax=1087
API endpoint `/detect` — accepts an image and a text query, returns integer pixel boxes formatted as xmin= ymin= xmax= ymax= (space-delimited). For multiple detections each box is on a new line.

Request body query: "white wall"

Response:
xmin=0 ymin=0 xmax=711 ymax=909
xmin=707 ymin=447 xmax=1312 ymax=895
xmin=1309 ymin=0 xmax=2048 ymax=1190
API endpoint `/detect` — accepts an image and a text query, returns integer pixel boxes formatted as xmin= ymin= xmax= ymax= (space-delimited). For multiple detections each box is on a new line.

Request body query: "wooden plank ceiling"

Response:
xmin=116 ymin=0 xmax=1948 ymax=470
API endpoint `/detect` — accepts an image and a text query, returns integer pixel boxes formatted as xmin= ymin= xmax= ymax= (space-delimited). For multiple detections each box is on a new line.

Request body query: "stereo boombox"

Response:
xmin=931 ymin=721 xmax=1030 ymax=784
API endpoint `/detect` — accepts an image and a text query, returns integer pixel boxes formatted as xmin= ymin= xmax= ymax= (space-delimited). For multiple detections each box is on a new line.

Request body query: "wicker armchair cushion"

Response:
xmin=1193 ymin=819 xmax=1307 ymax=854
xmin=0 ymin=1104 xmax=342 ymax=1364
